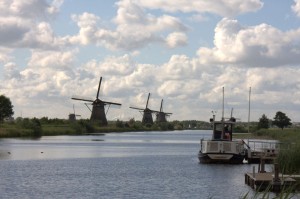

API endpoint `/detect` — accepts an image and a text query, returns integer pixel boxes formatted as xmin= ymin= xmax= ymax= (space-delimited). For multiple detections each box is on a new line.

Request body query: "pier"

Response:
xmin=245 ymin=140 xmax=280 ymax=164
xmin=245 ymin=163 xmax=298 ymax=192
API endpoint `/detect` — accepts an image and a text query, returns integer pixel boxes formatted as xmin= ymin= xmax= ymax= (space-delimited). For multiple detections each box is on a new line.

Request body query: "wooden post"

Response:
xmin=260 ymin=158 xmax=265 ymax=173
xmin=272 ymin=163 xmax=281 ymax=192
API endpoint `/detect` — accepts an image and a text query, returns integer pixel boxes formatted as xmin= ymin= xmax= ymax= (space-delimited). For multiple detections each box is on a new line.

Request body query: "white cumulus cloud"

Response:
xmin=197 ymin=18 xmax=300 ymax=67
xmin=292 ymin=0 xmax=300 ymax=17
xmin=136 ymin=0 xmax=263 ymax=17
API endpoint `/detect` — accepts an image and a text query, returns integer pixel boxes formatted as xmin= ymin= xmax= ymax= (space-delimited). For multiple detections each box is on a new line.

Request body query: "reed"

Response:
xmin=253 ymin=128 xmax=300 ymax=174
xmin=241 ymin=184 xmax=297 ymax=199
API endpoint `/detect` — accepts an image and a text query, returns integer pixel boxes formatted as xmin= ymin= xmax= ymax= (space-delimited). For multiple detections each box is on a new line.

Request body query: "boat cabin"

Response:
xmin=210 ymin=115 xmax=236 ymax=141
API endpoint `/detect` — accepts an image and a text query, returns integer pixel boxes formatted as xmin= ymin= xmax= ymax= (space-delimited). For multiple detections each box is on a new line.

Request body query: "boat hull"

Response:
xmin=198 ymin=152 xmax=245 ymax=164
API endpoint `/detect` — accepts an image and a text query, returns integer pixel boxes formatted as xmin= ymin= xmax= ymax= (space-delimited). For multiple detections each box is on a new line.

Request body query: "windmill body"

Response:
xmin=142 ymin=108 xmax=154 ymax=124
xmin=90 ymin=102 xmax=107 ymax=124
xmin=130 ymin=93 xmax=154 ymax=125
xmin=155 ymin=99 xmax=172 ymax=122
xmin=72 ymin=77 xmax=121 ymax=126
xmin=156 ymin=112 xmax=167 ymax=122
xmin=69 ymin=105 xmax=81 ymax=122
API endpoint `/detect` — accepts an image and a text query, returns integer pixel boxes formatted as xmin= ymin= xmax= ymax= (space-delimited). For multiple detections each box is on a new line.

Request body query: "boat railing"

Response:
xmin=246 ymin=140 xmax=284 ymax=153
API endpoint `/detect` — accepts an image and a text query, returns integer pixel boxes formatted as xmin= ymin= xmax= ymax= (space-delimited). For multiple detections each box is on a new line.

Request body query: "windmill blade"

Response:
xmin=96 ymin=77 xmax=102 ymax=99
xmin=84 ymin=103 xmax=92 ymax=112
xmin=151 ymin=110 xmax=160 ymax=113
xmin=145 ymin=93 xmax=150 ymax=109
xmin=72 ymin=96 xmax=94 ymax=102
xmin=129 ymin=106 xmax=144 ymax=111
xmin=160 ymin=99 xmax=163 ymax=112
xmin=102 ymin=100 xmax=121 ymax=106
xmin=106 ymin=104 xmax=111 ymax=115
xmin=154 ymin=110 xmax=172 ymax=115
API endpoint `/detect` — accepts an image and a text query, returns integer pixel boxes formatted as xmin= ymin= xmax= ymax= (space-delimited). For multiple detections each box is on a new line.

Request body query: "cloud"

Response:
xmin=3 ymin=49 xmax=77 ymax=97
xmin=136 ymin=0 xmax=263 ymax=17
xmin=292 ymin=0 xmax=300 ymax=17
xmin=83 ymin=54 xmax=136 ymax=76
xmin=197 ymin=18 xmax=300 ymax=67
xmin=0 ymin=0 xmax=57 ymax=19
xmin=3 ymin=62 xmax=21 ymax=80
xmin=69 ymin=12 xmax=101 ymax=45
xmin=27 ymin=49 xmax=77 ymax=69
xmin=160 ymin=55 xmax=199 ymax=80
xmin=166 ymin=32 xmax=188 ymax=48
xmin=67 ymin=0 xmax=188 ymax=51
xmin=0 ymin=0 xmax=66 ymax=50
xmin=0 ymin=48 xmax=13 ymax=63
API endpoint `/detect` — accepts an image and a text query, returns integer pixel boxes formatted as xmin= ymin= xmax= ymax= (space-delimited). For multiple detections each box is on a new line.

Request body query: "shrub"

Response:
xmin=16 ymin=118 xmax=43 ymax=137
xmin=115 ymin=120 xmax=124 ymax=128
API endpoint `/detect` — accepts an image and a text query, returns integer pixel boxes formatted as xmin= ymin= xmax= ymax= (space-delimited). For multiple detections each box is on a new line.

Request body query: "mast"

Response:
xmin=222 ymin=87 xmax=225 ymax=139
xmin=222 ymin=87 xmax=224 ymax=121
xmin=248 ymin=87 xmax=251 ymax=133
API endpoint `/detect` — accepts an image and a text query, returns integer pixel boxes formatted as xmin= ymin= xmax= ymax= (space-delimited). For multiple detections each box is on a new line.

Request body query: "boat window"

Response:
xmin=215 ymin=124 xmax=223 ymax=131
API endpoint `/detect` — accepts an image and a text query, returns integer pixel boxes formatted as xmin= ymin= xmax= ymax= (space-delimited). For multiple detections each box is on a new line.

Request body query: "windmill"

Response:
xmin=68 ymin=104 xmax=81 ymax=122
xmin=130 ymin=93 xmax=154 ymax=125
xmin=155 ymin=99 xmax=172 ymax=122
xmin=71 ymin=77 xmax=121 ymax=126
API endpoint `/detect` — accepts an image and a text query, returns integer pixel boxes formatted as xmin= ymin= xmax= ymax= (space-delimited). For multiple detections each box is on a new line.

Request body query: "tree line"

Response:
xmin=257 ymin=111 xmax=292 ymax=130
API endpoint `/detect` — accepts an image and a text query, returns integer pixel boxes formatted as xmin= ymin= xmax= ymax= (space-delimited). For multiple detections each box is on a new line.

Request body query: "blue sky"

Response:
xmin=1 ymin=0 xmax=300 ymax=122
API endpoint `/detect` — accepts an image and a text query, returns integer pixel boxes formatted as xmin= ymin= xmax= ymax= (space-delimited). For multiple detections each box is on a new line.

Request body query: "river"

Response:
xmin=0 ymin=130 xmax=288 ymax=199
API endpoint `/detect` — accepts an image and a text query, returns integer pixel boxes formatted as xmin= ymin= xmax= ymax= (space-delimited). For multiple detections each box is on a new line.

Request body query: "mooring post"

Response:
xmin=260 ymin=158 xmax=266 ymax=173
xmin=272 ymin=163 xmax=281 ymax=192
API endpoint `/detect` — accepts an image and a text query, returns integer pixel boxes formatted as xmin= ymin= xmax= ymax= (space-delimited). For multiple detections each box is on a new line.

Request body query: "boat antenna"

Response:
xmin=248 ymin=87 xmax=251 ymax=133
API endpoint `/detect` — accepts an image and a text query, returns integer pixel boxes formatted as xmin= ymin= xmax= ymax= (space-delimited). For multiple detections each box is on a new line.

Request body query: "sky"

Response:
xmin=1 ymin=0 xmax=300 ymax=122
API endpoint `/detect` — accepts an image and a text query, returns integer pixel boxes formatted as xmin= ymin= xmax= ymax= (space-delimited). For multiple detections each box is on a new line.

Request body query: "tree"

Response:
xmin=257 ymin=114 xmax=270 ymax=129
xmin=272 ymin=111 xmax=292 ymax=130
xmin=0 ymin=95 xmax=14 ymax=122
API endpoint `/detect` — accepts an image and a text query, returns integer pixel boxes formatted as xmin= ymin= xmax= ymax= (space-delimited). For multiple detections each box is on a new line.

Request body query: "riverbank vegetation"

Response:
xmin=234 ymin=113 xmax=300 ymax=178
xmin=0 ymin=117 xmax=217 ymax=138
xmin=253 ymin=128 xmax=300 ymax=175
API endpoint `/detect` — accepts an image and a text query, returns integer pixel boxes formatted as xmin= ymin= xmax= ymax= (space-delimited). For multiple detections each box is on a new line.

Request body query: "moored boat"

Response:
xmin=198 ymin=115 xmax=247 ymax=164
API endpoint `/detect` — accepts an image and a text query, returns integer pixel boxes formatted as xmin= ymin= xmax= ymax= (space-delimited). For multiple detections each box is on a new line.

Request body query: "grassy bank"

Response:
xmin=0 ymin=118 xmax=179 ymax=138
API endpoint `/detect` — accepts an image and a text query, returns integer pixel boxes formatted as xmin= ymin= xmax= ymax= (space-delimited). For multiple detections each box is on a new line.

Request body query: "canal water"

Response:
xmin=0 ymin=130 xmax=281 ymax=198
